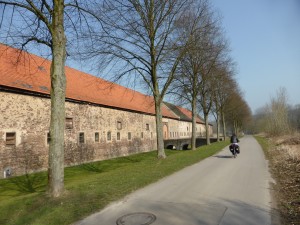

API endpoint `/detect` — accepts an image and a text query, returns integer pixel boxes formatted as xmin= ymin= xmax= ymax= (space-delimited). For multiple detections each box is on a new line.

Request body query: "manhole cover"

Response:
xmin=116 ymin=212 xmax=156 ymax=225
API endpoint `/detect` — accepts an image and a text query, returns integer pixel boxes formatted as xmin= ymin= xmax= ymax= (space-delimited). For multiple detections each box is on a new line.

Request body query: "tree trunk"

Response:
xmin=204 ymin=113 xmax=210 ymax=145
xmin=155 ymin=97 xmax=166 ymax=159
xmin=48 ymin=0 xmax=67 ymax=198
xmin=191 ymin=98 xmax=197 ymax=150
xmin=234 ymin=120 xmax=238 ymax=135
xmin=216 ymin=112 xmax=220 ymax=142
xmin=222 ymin=111 xmax=226 ymax=141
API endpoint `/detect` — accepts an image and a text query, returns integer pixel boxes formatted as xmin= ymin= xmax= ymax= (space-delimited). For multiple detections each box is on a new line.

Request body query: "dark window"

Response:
xmin=117 ymin=121 xmax=122 ymax=130
xmin=95 ymin=132 xmax=99 ymax=142
xmin=151 ymin=132 xmax=153 ymax=139
xmin=117 ymin=132 xmax=121 ymax=141
xmin=79 ymin=132 xmax=85 ymax=143
xmin=141 ymin=132 xmax=144 ymax=139
xmin=66 ymin=118 xmax=73 ymax=129
xmin=6 ymin=132 xmax=16 ymax=146
xmin=107 ymin=131 xmax=111 ymax=141
xmin=47 ymin=132 xmax=51 ymax=144
xmin=146 ymin=123 xmax=150 ymax=130
xmin=128 ymin=132 xmax=131 ymax=140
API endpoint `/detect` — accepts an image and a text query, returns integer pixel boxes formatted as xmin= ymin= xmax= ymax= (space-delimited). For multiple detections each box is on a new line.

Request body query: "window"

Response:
xmin=107 ymin=131 xmax=111 ymax=141
xmin=6 ymin=132 xmax=16 ymax=146
xmin=66 ymin=117 xmax=73 ymax=129
xmin=151 ymin=132 xmax=153 ymax=139
xmin=141 ymin=132 xmax=144 ymax=139
xmin=117 ymin=132 xmax=121 ymax=141
xmin=146 ymin=123 xmax=150 ymax=131
xmin=95 ymin=132 xmax=99 ymax=142
xmin=117 ymin=121 xmax=122 ymax=130
xmin=47 ymin=132 xmax=51 ymax=145
xmin=79 ymin=132 xmax=85 ymax=143
xmin=128 ymin=132 xmax=131 ymax=140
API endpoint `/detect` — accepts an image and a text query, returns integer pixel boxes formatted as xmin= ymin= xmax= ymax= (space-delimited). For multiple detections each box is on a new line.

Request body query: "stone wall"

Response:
xmin=0 ymin=91 xmax=157 ymax=178
xmin=163 ymin=118 xmax=206 ymax=139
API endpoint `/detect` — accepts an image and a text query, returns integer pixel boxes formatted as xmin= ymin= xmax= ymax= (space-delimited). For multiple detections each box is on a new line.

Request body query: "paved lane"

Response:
xmin=74 ymin=136 xmax=277 ymax=225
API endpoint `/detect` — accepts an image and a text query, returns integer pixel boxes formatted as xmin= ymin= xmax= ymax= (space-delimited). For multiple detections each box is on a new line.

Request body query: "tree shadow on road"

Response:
xmin=213 ymin=155 xmax=233 ymax=159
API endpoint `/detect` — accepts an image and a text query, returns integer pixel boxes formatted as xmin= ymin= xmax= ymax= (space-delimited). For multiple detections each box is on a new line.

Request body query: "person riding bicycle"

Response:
xmin=230 ymin=133 xmax=239 ymax=144
xmin=229 ymin=133 xmax=240 ymax=154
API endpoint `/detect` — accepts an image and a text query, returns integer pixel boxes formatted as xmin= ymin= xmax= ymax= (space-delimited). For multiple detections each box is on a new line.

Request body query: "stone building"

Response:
xmin=0 ymin=44 xmax=211 ymax=178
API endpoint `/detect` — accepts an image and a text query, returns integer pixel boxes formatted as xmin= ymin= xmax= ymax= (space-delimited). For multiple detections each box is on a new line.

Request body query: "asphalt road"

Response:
xmin=74 ymin=135 xmax=278 ymax=225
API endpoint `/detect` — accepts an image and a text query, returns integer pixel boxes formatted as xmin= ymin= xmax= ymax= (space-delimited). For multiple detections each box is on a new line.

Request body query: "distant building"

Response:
xmin=0 ymin=44 xmax=211 ymax=178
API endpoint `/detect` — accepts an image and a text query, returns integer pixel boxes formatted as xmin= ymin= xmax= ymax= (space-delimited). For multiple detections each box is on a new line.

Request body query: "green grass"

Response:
xmin=0 ymin=141 xmax=229 ymax=225
xmin=254 ymin=135 xmax=271 ymax=156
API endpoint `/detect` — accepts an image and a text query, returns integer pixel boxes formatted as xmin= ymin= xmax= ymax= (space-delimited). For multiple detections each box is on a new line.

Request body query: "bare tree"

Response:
xmin=264 ymin=87 xmax=291 ymax=136
xmin=85 ymin=0 xmax=193 ymax=158
xmin=270 ymin=87 xmax=290 ymax=135
xmin=0 ymin=0 xmax=99 ymax=197
xmin=252 ymin=89 xmax=299 ymax=135
xmin=211 ymin=62 xmax=237 ymax=141
xmin=196 ymin=25 xmax=229 ymax=145
xmin=171 ymin=0 xmax=212 ymax=149
xmin=170 ymin=0 xmax=227 ymax=147
xmin=224 ymin=89 xmax=251 ymax=136
xmin=288 ymin=104 xmax=300 ymax=132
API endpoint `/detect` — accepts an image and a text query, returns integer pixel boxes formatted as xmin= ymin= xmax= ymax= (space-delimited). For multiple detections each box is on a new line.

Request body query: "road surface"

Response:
xmin=74 ymin=136 xmax=278 ymax=225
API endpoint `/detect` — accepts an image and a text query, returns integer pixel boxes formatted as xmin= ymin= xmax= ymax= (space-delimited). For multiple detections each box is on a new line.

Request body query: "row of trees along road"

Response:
xmin=0 ymin=0 xmax=250 ymax=198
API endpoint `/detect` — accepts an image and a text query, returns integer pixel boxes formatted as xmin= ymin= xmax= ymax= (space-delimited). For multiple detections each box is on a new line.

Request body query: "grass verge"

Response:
xmin=0 ymin=140 xmax=229 ymax=225
xmin=254 ymin=135 xmax=270 ymax=156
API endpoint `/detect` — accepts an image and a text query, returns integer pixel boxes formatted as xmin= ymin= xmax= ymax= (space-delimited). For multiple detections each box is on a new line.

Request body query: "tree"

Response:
xmin=250 ymin=106 xmax=269 ymax=134
xmin=86 ymin=0 xmax=193 ymax=158
xmin=0 ymin=0 xmax=99 ymax=197
xmin=264 ymin=87 xmax=291 ymax=136
xmin=170 ymin=0 xmax=230 ymax=146
xmin=224 ymin=89 xmax=251 ymax=135
xmin=252 ymin=88 xmax=299 ymax=135
xmin=196 ymin=24 xmax=229 ymax=145
xmin=170 ymin=0 xmax=218 ymax=149
xmin=288 ymin=104 xmax=300 ymax=132
xmin=211 ymin=62 xmax=237 ymax=141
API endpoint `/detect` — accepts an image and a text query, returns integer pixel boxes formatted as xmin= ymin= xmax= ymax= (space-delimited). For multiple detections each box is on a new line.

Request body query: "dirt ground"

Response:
xmin=265 ymin=134 xmax=300 ymax=225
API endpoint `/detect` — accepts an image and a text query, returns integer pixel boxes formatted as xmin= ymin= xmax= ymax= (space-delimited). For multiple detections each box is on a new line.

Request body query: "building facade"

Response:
xmin=0 ymin=44 xmax=211 ymax=178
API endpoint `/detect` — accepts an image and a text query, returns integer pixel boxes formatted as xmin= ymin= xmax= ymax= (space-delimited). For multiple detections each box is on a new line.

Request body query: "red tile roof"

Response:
xmin=0 ymin=43 xmax=178 ymax=119
xmin=175 ymin=105 xmax=204 ymax=124
xmin=163 ymin=102 xmax=204 ymax=124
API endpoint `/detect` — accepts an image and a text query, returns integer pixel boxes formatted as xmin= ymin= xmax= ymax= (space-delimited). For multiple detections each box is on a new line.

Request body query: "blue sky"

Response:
xmin=2 ymin=1 xmax=298 ymax=114
xmin=211 ymin=0 xmax=300 ymax=113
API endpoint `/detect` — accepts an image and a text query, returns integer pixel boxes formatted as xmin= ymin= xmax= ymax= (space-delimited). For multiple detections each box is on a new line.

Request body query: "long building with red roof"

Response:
xmin=0 ymin=43 xmax=211 ymax=177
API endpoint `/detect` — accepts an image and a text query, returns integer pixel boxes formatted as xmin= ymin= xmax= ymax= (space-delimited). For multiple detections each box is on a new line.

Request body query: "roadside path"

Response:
xmin=74 ymin=136 xmax=277 ymax=225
